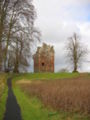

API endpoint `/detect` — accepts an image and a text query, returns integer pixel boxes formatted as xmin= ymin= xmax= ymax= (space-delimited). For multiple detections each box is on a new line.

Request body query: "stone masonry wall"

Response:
xmin=33 ymin=43 xmax=54 ymax=73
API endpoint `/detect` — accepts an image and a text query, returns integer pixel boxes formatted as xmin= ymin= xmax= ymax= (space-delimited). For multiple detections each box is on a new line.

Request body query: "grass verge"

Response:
xmin=0 ymin=73 xmax=8 ymax=97
xmin=0 ymin=73 xmax=8 ymax=120
xmin=0 ymin=87 xmax=8 ymax=120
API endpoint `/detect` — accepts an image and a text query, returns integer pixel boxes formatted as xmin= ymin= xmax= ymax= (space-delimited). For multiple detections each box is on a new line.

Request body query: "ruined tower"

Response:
xmin=33 ymin=43 xmax=54 ymax=73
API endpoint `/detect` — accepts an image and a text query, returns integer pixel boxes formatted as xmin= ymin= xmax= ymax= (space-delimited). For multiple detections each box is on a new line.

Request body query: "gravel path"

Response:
xmin=3 ymin=78 xmax=22 ymax=120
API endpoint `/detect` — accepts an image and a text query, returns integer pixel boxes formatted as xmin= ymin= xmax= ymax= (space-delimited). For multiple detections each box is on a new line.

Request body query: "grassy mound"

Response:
xmin=13 ymin=73 xmax=79 ymax=81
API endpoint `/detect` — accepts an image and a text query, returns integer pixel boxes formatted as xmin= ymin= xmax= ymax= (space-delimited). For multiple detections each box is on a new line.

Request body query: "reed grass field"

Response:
xmin=17 ymin=74 xmax=90 ymax=115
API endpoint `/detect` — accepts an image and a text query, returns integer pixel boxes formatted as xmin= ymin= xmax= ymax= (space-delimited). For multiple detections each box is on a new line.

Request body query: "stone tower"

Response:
xmin=33 ymin=43 xmax=54 ymax=73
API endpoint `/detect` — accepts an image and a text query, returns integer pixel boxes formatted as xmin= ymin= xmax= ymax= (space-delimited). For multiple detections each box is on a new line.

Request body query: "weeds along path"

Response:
xmin=3 ymin=78 xmax=22 ymax=120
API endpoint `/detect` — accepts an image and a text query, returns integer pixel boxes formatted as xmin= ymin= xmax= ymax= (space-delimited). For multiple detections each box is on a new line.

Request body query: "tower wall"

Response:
xmin=33 ymin=43 xmax=54 ymax=73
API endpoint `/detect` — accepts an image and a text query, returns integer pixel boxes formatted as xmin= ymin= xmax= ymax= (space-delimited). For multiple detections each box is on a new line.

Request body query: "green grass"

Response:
xmin=0 ymin=87 xmax=8 ymax=120
xmin=13 ymin=73 xmax=79 ymax=81
xmin=13 ymin=87 xmax=90 ymax=120
xmin=0 ymin=73 xmax=8 ymax=120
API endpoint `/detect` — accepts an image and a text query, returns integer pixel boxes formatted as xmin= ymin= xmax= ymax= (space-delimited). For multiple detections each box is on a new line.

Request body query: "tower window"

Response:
xmin=42 ymin=62 xmax=45 ymax=66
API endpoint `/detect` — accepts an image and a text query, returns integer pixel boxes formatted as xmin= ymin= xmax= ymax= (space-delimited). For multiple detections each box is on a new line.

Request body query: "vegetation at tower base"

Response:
xmin=0 ymin=0 xmax=40 ymax=73
xmin=33 ymin=43 xmax=54 ymax=73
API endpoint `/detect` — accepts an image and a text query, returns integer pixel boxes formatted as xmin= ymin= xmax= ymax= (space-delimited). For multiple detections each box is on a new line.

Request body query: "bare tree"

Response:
xmin=0 ymin=0 xmax=40 ymax=72
xmin=0 ymin=0 xmax=10 ymax=70
xmin=66 ymin=33 xmax=87 ymax=72
xmin=9 ymin=32 xmax=32 ymax=73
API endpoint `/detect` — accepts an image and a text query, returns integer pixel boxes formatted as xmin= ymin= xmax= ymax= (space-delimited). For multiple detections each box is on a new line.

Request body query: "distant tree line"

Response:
xmin=0 ymin=0 xmax=40 ymax=73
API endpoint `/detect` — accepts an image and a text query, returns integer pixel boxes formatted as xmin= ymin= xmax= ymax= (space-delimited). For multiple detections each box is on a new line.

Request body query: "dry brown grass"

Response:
xmin=18 ymin=76 xmax=90 ymax=115
xmin=16 ymin=79 xmax=32 ymax=84
xmin=0 ymin=74 xmax=7 ymax=100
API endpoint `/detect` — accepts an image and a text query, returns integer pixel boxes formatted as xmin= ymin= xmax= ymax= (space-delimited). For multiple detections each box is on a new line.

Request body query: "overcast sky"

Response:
xmin=30 ymin=0 xmax=90 ymax=72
